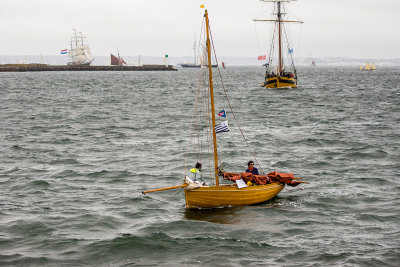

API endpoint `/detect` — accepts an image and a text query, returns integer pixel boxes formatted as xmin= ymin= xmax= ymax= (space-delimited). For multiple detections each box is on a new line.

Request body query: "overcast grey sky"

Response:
xmin=1 ymin=0 xmax=399 ymax=59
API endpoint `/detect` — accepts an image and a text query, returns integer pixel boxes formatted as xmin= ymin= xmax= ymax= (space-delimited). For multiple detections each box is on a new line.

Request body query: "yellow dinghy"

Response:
xmin=184 ymin=183 xmax=284 ymax=208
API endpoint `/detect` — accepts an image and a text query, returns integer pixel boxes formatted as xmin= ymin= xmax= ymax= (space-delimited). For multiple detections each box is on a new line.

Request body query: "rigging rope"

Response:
xmin=267 ymin=23 xmax=277 ymax=73
xmin=283 ymin=25 xmax=296 ymax=73
xmin=254 ymin=22 xmax=263 ymax=58
xmin=208 ymin=23 xmax=265 ymax=175
xmin=184 ymin=19 xmax=208 ymax=174
xmin=184 ymin=17 xmax=216 ymax=185
xmin=268 ymin=4 xmax=278 ymax=73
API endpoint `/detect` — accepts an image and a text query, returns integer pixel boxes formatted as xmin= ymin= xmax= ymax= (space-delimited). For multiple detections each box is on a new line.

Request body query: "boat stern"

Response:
xmin=263 ymin=76 xmax=297 ymax=89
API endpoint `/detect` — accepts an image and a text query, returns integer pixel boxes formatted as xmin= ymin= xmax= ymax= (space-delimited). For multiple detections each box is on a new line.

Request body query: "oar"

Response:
xmin=142 ymin=184 xmax=187 ymax=195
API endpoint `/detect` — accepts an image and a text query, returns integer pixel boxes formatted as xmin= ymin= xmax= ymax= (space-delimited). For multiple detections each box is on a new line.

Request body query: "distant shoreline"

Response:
xmin=0 ymin=64 xmax=176 ymax=72
xmin=1 ymin=55 xmax=399 ymax=67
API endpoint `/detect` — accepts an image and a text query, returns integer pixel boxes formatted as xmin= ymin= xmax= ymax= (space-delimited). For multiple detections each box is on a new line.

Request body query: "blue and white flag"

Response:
xmin=218 ymin=110 xmax=226 ymax=118
xmin=288 ymin=48 xmax=294 ymax=54
xmin=215 ymin=121 xmax=229 ymax=134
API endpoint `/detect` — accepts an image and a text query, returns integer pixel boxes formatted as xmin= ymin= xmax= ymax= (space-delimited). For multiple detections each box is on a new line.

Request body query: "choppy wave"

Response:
xmin=0 ymin=67 xmax=399 ymax=266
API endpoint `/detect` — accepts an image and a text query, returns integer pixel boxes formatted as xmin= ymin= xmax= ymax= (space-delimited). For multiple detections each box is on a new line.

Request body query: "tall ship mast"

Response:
xmin=255 ymin=0 xmax=303 ymax=89
xmin=67 ymin=29 xmax=94 ymax=66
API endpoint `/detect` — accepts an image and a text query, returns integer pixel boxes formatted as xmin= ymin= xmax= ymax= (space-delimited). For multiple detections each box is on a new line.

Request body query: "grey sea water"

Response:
xmin=0 ymin=67 xmax=399 ymax=266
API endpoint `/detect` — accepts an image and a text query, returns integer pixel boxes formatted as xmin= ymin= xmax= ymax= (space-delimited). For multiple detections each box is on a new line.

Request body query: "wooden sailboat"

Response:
xmin=255 ymin=0 xmax=303 ymax=89
xmin=111 ymin=48 xmax=127 ymax=66
xmin=179 ymin=34 xmax=217 ymax=68
xmin=143 ymin=7 xmax=306 ymax=208
xmin=179 ymin=35 xmax=199 ymax=68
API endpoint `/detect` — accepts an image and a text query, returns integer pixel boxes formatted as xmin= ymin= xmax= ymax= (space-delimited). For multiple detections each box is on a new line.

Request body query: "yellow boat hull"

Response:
xmin=184 ymin=182 xmax=284 ymax=208
xmin=263 ymin=76 xmax=297 ymax=88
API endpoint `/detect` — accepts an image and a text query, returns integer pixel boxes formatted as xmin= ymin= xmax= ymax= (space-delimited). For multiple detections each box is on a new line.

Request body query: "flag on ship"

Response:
xmin=61 ymin=49 xmax=68 ymax=54
xmin=258 ymin=55 xmax=266 ymax=60
xmin=215 ymin=121 xmax=229 ymax=134
xmin=218 ymin=110 xmax=226 ymax=118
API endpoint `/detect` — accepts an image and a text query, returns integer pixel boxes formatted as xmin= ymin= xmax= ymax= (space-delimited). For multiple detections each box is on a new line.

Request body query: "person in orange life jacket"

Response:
xmin=245 ymin=160 xmax=259 ymax=175
xmin=190 ymin=162 xmax=206 ymax=185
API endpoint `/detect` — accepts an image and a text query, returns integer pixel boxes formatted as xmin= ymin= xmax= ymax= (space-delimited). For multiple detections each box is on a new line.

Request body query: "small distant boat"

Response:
xmin=311 ymin=60 xmax=316 ymax=66
xmin=67 ymin=29 xmax=94 ymax=66
xmin=179 ymin=35 xmax=217 ymax=68
xmin=255 ymin=0 xmax=303 ymax=89
xmin=360 ymin=62 xmax=376 ymax=71
xmin=142 ymin=7 xmax=307 ymax=208
xmin=111 ymin=50 xmax=127 ymax=66
xmin=180 ymin=63 xmax=217 ymax=68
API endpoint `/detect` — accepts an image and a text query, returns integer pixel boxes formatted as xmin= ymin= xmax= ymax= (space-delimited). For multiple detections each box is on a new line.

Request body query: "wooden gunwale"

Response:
xmin=186 ymin=184 xmax=283 ymax=192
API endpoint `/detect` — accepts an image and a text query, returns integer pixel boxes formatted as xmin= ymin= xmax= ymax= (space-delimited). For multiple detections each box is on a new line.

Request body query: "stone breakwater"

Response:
xmin=0 ymin=64 xmax=177 ymax=72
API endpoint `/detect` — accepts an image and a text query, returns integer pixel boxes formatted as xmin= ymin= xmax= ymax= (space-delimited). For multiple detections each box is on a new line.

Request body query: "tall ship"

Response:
xmin=67 ymin=29 xmax=94 ymax=66
xmin=255 ymin=0 xmax=303 ymax=88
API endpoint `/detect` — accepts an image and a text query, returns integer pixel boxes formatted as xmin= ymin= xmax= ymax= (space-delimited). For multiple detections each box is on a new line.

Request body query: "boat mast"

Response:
xmin=69 ymin=39 xmax=73 ymax=63
xmin=117 ymin=46 xmax=122 ymax=65
xmin=73 ymin=29 xmax=78 ymax=48
xmin=255 ymin=1 xmax=303 ymax=75
xmin=204 ymin=10 xmax=219 ymax=186
xmin=277 ymin=1 xmax=282 ymax=74
xmin=72 ymin=28 xmax=78 ymax=63
xmin=79 ymin=31 xmax=84 ymax=46
xmin=193 ymin=33 xmax=197 ymax=65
